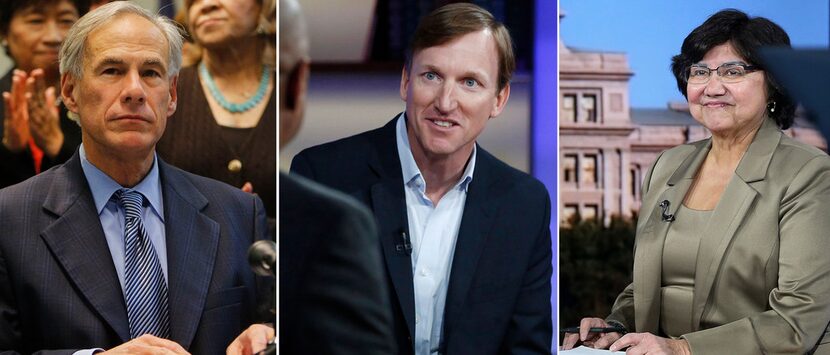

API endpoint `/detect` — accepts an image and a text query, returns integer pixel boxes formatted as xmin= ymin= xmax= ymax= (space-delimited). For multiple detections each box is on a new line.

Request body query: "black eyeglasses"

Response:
xmin=686 ymin=62 xmax=761 ymax=84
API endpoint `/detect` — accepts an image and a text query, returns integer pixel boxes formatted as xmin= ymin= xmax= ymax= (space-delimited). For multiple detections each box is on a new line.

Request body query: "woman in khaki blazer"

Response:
xmin=563 ymin=9 xmax=830 ymax=355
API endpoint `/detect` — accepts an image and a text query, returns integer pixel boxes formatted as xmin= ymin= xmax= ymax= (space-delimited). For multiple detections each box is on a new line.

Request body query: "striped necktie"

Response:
xmin=115 ymin=188 xmax=171 ymax=339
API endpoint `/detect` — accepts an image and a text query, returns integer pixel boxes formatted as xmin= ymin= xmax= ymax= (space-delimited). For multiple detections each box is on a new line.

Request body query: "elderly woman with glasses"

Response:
xmin=562 ymin=9 xmax=830 ymax=355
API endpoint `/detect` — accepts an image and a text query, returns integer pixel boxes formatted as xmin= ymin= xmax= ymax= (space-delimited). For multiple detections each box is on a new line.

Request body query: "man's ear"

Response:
xmin=286 ymin=60 xmax=309 ymax=114
xmin=167 ymin=74 xmax=178 ymax=116
xmin=489 ymin=83 xmax=511 ymax=118
xmin=60 ymin=73 xmax=79 ymax=114
xmin=399 ymin=66 xmax=410 ymax=102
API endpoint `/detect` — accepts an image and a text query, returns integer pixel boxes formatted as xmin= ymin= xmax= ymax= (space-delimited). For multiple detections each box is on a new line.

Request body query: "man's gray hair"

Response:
xmin=59 ymin=1 xmax=184 ymax=78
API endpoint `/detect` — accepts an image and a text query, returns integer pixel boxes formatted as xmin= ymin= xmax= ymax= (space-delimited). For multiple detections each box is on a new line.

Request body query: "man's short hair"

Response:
xmin=405 ymin=3 xmax=515 ymax=93
xmin=59 ymin=1 xmax=184 ymax=79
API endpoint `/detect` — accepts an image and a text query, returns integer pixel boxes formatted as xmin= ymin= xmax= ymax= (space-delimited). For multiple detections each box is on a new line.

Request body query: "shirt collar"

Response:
xmin=79 ymin=145 xmax=165 ymax=220
xmin=395 ymin=113 xmax=476 ymax=192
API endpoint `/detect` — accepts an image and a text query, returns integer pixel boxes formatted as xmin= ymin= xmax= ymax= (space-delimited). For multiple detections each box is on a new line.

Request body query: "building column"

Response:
xmin=620 ymin=148 xmax=631 ymax=220
xmin=601 ymin=148 xmax=617 ymax=225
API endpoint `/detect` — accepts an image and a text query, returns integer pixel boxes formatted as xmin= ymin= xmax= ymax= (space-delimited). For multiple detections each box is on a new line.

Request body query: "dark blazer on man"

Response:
xmin=291 ymin=117 xmax=553 ymax=354
xmin=0 ymin=151 xmax=270 ymax=354
xmin=280 ymin=172 xmax=395 ymax=354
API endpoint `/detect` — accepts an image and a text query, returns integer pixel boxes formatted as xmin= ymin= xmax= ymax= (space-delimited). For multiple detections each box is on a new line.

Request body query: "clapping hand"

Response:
xmin=25 ymin=68 xmax=63 ymax=158
xmin=2 ymin=70 xmax=32 ymax=152
xmin=1 ymin=69 xmax=64 ymax=158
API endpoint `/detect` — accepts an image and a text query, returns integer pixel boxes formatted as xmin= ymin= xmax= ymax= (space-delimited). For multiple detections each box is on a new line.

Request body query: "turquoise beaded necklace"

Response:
xmin=199 ymin=62 xmax=271 ymax=113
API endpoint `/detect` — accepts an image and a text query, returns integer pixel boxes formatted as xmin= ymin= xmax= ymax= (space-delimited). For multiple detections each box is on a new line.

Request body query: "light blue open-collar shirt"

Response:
xmin=395 ymin=113 xmax=476 ymax=355
xmin=79 ymin=145 xmax=168 ymax=291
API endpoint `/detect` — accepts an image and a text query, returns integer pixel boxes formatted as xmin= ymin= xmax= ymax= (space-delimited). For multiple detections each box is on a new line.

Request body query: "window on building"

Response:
xmin=562 ymin=94 xmax=577 ymax=122
xmin=563 ymin=204 xmax=579 ymax=224
xmin=630 ymin=166 xmax=640 ymax=198
xmin=583 ymin=154 xmax=598 ymax=187
xmin=583 ymin=204 xmax=598 ymax=221
xmin=563 ymin=154 xmax=578 ymax=183
xmin=583 ymin=94 xmax=597 ymax=123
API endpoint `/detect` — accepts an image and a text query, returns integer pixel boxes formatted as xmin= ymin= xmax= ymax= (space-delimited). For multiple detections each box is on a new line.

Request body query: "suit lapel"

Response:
xmin=372 ymin=180 xmax=416 ymax=339
xmin=40 ymin=154 xmax=131 ymax=341
xmin=690 ymin=119 xmax=779 ymax=329
xmin=634 ymin=141 xmax=708 ymax=333
xmin=634 ymin=181 xmax=691 ymax=333
xmin=369 ymin=118 xmax=416 ymax=340
xmin=159 ymin=162 xmax=220 ymax=348
xmin=443 ymin=148 xmax=498 ymax=332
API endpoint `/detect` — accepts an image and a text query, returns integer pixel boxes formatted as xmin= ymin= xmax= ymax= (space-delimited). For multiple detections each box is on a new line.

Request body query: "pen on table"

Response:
xmin=560 ymin=326 xmax=626 ymax=334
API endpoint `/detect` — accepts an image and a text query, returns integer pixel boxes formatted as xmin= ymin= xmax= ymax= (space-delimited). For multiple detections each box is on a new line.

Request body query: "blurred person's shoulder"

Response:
xmin=281 ymin=172 xmax=373 ymax=220
xmin=773 ymin=131 xmax=830 ymax=177
xmin=296 ymin=121 xmax=392 ymax=163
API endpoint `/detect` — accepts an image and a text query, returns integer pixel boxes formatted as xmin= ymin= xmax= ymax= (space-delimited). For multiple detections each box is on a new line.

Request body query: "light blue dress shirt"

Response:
xmin=75 ymin=145 xmax=168 ymax=354
xmin=395 ymin=114 xmax=476 ymax=355
xmin=79 ymin=145 xmax=168 ymax=289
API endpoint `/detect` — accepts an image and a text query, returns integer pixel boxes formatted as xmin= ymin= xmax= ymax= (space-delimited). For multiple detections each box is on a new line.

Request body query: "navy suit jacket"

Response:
xmin=291 ymin=118 xmax=553 ymax=354
xmin=0 ymin=151 xmax=270 ymax=354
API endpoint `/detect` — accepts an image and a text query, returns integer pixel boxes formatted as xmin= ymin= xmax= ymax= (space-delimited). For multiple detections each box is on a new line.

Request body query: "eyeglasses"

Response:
xmin=686 ymin=62 xmax=761 ymax=84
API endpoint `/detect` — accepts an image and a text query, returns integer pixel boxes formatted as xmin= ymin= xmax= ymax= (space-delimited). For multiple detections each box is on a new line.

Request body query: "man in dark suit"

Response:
xmin=278 ymin=0 xmax=395 ymax=353
xmin=291 ymin=3 xmax=552 ymax=354
xmin=0 ymin=2 xmax=271 ymax=354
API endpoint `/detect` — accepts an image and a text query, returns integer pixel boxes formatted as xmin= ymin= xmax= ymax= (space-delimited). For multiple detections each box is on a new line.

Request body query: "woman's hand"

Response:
xmin=2 ymin=70 xmax=32 ymax=152
xmin=561 ymin=317 xmax=623 ymax=350
xmin=25 ymin=69 xmax=63 ymax=158
xmin=609 ymin=332 xmax=691 ymax=355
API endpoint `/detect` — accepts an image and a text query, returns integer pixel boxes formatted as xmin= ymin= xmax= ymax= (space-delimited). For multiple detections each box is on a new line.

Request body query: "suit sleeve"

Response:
xmin=502 ymin=186 xmax=553 ymax=354
xmin=606 ymin=151 xmax=665 ymax=330
xmin=682 ymin=155 xmax=830 ymax=354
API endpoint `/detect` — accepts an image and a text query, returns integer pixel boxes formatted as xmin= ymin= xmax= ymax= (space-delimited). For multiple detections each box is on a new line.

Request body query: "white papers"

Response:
xmin=560 ymin=345 xmax=626 ymax=354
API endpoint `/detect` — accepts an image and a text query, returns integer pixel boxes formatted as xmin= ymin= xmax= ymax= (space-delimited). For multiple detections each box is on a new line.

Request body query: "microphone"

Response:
xmin=395 ymin=230 xmax=412 ymax=255
xmin=248 ymin=240 xmax=276 ymax=277
xmin=660 ymin=200 xmax=675 ymax=222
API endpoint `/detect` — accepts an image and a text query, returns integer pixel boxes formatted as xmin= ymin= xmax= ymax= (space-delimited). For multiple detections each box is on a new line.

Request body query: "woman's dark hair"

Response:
xmin=0 ymin=0 xmax=90 ymax=36
xmin=671 ymin=9 xmax=795 ymax=129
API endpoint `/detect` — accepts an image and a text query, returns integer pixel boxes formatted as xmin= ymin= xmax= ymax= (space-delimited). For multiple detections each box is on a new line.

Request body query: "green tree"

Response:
xmin=559 ymin=215 xmax=636 ymax=336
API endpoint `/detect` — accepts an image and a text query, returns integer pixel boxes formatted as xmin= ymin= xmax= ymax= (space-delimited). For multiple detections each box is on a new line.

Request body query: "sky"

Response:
xmin=559 ymin=0 xmax=830 ymax=108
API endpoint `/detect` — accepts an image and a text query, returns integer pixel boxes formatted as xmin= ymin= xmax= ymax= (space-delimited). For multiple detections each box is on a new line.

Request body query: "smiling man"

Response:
xmin=291 ymin=3 xmax=552 ymax=354
xmin=0 ymin=2 xmax=272 ymax=354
